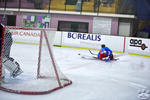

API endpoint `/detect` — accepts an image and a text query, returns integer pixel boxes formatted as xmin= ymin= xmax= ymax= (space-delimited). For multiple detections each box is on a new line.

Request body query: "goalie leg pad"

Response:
xmin=2 ymin=65 xmax=5 ymax=77
xmin=2 ymin=57 xmax=23 ymax=78
xmin=1 ymin=68 xmax=5 ymax=83
xmin=12 ymin=66 xmax=23 ymax=78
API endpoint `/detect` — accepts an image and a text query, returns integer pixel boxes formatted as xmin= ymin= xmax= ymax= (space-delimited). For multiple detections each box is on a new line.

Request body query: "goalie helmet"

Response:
xmin=101 ymin=44 xmax=105 ymax=48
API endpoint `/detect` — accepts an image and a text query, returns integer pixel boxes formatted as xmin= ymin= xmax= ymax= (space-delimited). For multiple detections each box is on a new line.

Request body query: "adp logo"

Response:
xmin=130 ymin=39 xmax=148 ymax=50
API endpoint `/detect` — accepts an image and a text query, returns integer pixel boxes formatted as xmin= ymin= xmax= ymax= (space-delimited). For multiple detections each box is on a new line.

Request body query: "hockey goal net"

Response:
xmin=0 ymin=24 xmax=72 ymax=94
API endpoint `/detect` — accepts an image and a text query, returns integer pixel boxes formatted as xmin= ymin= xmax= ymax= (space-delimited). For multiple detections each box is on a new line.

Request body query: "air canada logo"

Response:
xmin=130 ymin=39 xmax=148 ymax=50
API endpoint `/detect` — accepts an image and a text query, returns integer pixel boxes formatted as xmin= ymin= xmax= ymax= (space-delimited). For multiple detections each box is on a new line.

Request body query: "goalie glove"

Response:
xmin=102 ymin=56 xmax=110 ymax=62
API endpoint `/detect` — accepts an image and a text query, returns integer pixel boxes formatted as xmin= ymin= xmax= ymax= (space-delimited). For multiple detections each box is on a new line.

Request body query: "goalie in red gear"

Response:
xmin=97 ymin=44 xmax=114 ymax=61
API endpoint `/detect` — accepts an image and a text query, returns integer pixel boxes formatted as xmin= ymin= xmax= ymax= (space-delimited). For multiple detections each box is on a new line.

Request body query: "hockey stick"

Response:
xmin=89 ymin=50 xmax=97 ymax=55
xmin=78 ymin=53 xmax=97 ymax=60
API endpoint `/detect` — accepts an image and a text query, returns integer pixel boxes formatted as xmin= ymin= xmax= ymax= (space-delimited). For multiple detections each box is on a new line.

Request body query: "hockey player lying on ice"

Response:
xmin=2 ymin=28 xmax=23 ymax=80
xmin=97 ymin=44 xmax=114 ymax=62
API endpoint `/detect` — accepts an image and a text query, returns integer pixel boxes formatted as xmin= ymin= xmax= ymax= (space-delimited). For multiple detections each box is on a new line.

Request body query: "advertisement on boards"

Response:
xmin=61 ymin=32 xmax=125 ymax=52
xmin=62 ymin=32 xmax=102 ymax=49
xmin=9 ymin=29 xmax=41 ymax=44
xmin=127 ymin=37 xmax=150 ymax=55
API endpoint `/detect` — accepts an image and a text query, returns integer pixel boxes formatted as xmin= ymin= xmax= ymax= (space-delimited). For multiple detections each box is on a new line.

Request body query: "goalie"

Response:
xmin=97 ymin=44 xmax=114 ymax=62
xmin=1 ymin=27 xmax=23 ymax=79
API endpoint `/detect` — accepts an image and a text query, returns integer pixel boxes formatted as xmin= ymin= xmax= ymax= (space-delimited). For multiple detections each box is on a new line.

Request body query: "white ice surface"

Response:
xmin=0 ymin=46 xmax=150 ymax=100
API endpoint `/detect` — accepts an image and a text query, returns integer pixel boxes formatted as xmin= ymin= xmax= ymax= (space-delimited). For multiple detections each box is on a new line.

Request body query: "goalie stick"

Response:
xmin=89 ymin=50 xmax=97 ymax=55
xmin=78 ymin=53 xmax=97 ymax=60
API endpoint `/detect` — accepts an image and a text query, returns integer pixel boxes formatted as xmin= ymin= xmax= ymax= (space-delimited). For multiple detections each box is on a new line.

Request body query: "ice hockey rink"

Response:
xmin=0 ymin=44 xmax=150 ymax=100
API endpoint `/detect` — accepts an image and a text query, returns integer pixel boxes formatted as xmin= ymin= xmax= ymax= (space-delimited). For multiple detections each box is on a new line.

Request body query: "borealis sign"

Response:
xmin=67 ymin=32 xmax=101 ymax=41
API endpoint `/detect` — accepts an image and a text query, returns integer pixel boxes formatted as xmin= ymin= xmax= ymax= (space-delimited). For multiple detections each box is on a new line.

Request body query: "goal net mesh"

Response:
xmin=0 ymin=25 xmax=72 ymax=94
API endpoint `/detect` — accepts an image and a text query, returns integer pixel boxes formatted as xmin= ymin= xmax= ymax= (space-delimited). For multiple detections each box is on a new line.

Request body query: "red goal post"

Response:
xmin=0 ymin=25 xmax=72 ymax=95
xmin=0 ymin=24 xmax=5 ymax=86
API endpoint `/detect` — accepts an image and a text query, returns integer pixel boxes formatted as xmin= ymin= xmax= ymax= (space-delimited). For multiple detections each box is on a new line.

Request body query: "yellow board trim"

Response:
xmin=61 ymin=46 xmax=99 ymax=51
xmin=13 ymin=42 xmax=150 ymax=58
xmin=61 ymin=46 xmax=124 ymax=54
xmin=128 ymin=53 xmax=150 ymax=58
xmin=60 ymin=46 xmax=150 ymax=58
xmin=14 ymin=42 xmax=39 ymax=45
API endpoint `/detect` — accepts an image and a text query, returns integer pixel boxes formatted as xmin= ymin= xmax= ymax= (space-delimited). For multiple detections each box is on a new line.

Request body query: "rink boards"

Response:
xmin=9 ymin=29 xmax=150 ymax=57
